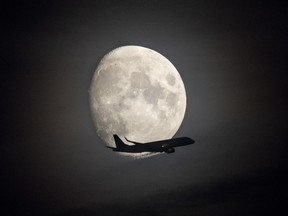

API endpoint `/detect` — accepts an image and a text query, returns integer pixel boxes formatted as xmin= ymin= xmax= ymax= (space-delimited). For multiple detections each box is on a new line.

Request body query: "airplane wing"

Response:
xmin=125 ymin=137 xmax=143 ymax=145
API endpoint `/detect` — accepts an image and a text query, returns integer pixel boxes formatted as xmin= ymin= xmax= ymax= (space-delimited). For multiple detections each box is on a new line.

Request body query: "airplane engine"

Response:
xmin=164 ymin=148 xmax=175 ymax=153
xmin=161 ymin=144 xmax=175 ymax=153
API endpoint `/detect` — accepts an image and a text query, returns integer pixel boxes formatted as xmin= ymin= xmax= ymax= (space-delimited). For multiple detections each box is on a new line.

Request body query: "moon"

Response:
xmin=89 ymin=45 xmax=186 ymax=158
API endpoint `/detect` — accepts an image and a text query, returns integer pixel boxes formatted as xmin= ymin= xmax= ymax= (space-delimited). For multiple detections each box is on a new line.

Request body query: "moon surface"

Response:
xmin=89 ymin=45 xmax=186 ymax=158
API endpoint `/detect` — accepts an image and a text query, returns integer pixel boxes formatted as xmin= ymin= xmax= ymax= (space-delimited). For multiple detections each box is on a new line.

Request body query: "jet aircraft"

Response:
xmin=107 ymin=134 xmax=195 ymax=154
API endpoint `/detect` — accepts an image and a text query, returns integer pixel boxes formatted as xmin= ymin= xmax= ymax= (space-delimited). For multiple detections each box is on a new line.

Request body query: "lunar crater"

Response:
xmin=166 ymin=74 xmax=176 ymax=86
xmin=130 ymin=71 xmax=151 ymax=89
xmin=143 ymin=83 xmax=165 ymax=105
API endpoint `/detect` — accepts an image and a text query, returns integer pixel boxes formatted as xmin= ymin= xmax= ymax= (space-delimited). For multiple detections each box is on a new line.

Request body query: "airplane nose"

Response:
xmin=183 ymin=137 xmax=195 ymax=144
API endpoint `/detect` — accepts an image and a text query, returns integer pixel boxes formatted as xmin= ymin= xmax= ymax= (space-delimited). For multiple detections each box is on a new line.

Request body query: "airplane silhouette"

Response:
xmin=107 ymin=135 xmax=195 ymax=154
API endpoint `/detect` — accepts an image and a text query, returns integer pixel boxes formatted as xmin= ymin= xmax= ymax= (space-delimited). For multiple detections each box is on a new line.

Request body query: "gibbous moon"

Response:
xmin=89 ymin=45 xmax=186 ymax=157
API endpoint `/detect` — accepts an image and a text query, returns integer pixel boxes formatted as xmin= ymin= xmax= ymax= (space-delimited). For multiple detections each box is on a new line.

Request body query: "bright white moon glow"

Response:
xmin=89 ymin=45 xmax=186 ymax=158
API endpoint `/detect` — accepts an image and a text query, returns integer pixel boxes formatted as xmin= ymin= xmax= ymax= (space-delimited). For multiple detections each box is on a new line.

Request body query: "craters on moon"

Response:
xmin=166 ymin=74 xmax=176 ymax=86
xmin=89 ymin=45 xmax=186 ymax=157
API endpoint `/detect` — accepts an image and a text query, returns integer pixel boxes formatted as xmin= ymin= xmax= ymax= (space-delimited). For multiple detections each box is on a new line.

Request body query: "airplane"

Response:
xmin=107 ymin=134 xmax=195 ymax=154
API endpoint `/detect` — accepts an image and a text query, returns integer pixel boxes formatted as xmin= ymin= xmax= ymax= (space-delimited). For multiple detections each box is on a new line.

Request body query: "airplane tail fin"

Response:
xmin=113 ymin=135 xmax=127 ymax=148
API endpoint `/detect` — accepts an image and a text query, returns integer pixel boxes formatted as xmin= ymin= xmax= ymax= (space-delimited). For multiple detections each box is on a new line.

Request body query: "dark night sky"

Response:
xmin=2 ymin=0 xmax=288 ymax=215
